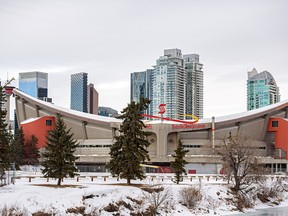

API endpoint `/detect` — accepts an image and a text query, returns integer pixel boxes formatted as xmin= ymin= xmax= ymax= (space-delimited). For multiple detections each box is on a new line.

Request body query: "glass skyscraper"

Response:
xmin=130 ymin=69 xmax=152 ymax=115
xmin=184 ymin=54 xmax=204 ymax=119
xmin=130 ymin=48 xmax=204 ymax=119
xmin=19 ymin=72 xmax=48 ymax=100
xmin=247 ymin=68 xmax=280 ymax=110
xmin=70 ymin=72 xmax=88 ymax=113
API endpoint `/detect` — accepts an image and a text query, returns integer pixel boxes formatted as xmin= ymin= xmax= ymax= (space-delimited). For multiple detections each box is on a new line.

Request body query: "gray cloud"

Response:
xmin=1 ymin=0 xmax=287 ymax=118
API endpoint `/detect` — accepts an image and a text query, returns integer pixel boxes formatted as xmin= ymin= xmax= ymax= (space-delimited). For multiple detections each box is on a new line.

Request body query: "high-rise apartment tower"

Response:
xmin=183 ymin=54 xmax=204 ymax=119
xmin=70 ymin=72 xmax=88 ymax=113
xmin=247 ymin=68 xmax=280 ymax=110
xmin=130 ymin=48 xmax=204 ymax=119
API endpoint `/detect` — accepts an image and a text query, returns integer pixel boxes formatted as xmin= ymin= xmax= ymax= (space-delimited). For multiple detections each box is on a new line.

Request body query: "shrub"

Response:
xmin=32 ymin=212 xmax=52 ymax=216
xmin=66 ymin=206 xmax=85 ymax=215
xmin=0 ymin=204 xmax=29 ymax=216
xmin=235 ymin=194 xmax=254 ymax=211
xmin=179 ymin=186 xmax=202 ymax=209
xmin=142 ymin=186 xmax=172 ymax=215
xmin=126 ymin=196 xmax=143 ymax=206
xmin=103 ymin=203 xmax=119 ymax=212
xmin=257 ymin=180 xmax=285 ymax=204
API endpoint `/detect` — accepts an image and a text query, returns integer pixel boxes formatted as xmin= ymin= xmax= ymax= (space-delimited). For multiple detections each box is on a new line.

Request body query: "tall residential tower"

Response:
xmin=151 ymin=49 xmax=186 ymax=119
xmin=183 ymin=54 xmax=204 ymax=119
xmin=247 ymin=68 xmax=280 ymax=110
xmin=130 ymin=48 xmax=204 ymax=119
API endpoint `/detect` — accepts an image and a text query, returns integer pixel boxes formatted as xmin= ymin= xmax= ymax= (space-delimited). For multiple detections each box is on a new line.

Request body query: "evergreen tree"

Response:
xmin=10 ymin=127 xmax=25 ymax=169
xmin=0 ymin=86 xmax=11 ymax=178
xmin=25 ymin=135 xmax=40 ymax=166
xmin=171 ymin=140 xmax=189 ymax=184
xmin=42 ymin=115 xmax=79 ymax=185
xmin=107 ymin=97 xmax=150 ymax=185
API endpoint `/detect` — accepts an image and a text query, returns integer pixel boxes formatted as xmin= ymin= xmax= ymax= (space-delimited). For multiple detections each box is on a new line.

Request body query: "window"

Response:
xmin=46 ymin=119 xmax=52 ymax=126
xmin=183 ymin=145 xmax=201 ymax=148
xmin=272 ymin=121 xmax=278 ymax=128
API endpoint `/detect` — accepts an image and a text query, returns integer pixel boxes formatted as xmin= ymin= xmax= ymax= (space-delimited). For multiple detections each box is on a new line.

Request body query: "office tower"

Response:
xmin=247 ymin=68 xmax=280 ymax=110
xmin=183 ymin=54 xmax=204 ymax=119
xmin=70 ymin=72 xmax=88 ymax=113
xmin=87 ymin=83 xmax=99 ymax=114
xmin=19 ymin=72 xmax=50 ymax=100
xmin=130 ymin=48 xmax=204 ymax=119
xmin=130 ymin=69 xmax=152 ymax=115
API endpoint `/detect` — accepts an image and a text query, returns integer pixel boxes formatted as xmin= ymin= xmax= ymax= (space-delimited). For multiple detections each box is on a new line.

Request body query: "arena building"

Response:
xmin=13 ymin=88 xmax=288 ymax=174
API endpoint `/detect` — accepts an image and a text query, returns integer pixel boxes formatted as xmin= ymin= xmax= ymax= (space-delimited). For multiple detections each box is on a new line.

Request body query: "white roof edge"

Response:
xmin=21 ymin=117 xmax=42 ymax=124
xmin=14 ymin=88 xmax=288 ymax=125
xmin=211 ymin=99 xmax=288 ymax=123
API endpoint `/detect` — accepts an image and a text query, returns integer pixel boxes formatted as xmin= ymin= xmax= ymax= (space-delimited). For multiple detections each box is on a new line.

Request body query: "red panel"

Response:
xmin=267 ymin=118 xmax=288 ymax=160
xmin=21 ymin=116 xmax=55 ymax=149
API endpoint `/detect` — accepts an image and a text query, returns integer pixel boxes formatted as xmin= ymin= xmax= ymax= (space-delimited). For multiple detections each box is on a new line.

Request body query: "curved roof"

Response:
xmin=213 ymin=99 xmax=288 ymax=126
xmin=13 ymin=88 xmax=288 ymax=127
xmin=13 ymin=88 xmax=121 ymax=125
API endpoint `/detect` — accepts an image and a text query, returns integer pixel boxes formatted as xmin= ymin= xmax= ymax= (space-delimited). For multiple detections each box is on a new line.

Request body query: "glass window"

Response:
xmin=272 ymin=121 xmax=278 ymax=128
xmin=46 ymin=119 xmax=52 ymax=126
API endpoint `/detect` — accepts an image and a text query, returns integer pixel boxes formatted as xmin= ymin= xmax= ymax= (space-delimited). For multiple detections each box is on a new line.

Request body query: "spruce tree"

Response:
xmin=25 ymin=135 xmax=40 ymax=166
xmin=10 ymin=127 xmax=25 ymax=169
xmin=42 ymin=115 xmax=79 ymax=185
xmin=107 ymin=97 xmax=150 ymax=185
xmin=171 ymin=140 xmax=189 ymax=184
xmin=0 ymin=86 xmax=11 ymax=178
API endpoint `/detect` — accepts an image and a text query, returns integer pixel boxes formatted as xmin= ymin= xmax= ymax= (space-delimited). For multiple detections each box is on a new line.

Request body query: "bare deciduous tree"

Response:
xmin=217 ymin=135 xmax=265 ymax=193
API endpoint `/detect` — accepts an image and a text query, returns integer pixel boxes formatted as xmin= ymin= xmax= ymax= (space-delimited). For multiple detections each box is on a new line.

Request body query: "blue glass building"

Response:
xmin=247 ymin=68 xmax=280 ymax=110
xmin=19 ymin=72 xmax=48 ymax=100
xmin=130 ymin=70 xmax=152 ymax=115
xmin=70 ymin=72 xmax=88 ymax=113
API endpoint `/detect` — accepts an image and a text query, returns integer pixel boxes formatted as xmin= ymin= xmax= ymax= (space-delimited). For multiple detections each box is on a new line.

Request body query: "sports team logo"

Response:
xmin=158 ymin=104 xmax=166 ymax=114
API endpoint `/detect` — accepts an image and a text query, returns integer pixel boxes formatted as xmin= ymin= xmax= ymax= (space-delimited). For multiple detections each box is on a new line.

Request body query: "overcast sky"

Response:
xmin=1 ymin=0 xmax=288 ymax=119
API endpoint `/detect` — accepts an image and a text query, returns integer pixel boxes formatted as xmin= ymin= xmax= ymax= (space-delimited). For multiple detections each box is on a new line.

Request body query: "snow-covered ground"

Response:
xmin=1 ymin=168 xmax=288 ymax=215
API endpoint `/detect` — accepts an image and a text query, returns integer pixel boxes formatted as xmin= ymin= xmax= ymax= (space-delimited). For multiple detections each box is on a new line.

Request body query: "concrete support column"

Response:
xmin=21 ymin=99 xmax=27 ymax=120
xmin=260 ymin=114 xmax=270 ymax=141
xmin=156 ymin=124 xmax=167 ymax=157
xmin=236 ymin=122 xmax=241 ymax=135
xmin=15 ymin=96 xmax=20 ymax=129
xmin=211 ymin=116 xmax=215 ymax=149
xmin=82 ymin=121 xmax=88 ymax=139
xmin=36 ymin=105 xmax=41 ymax=117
